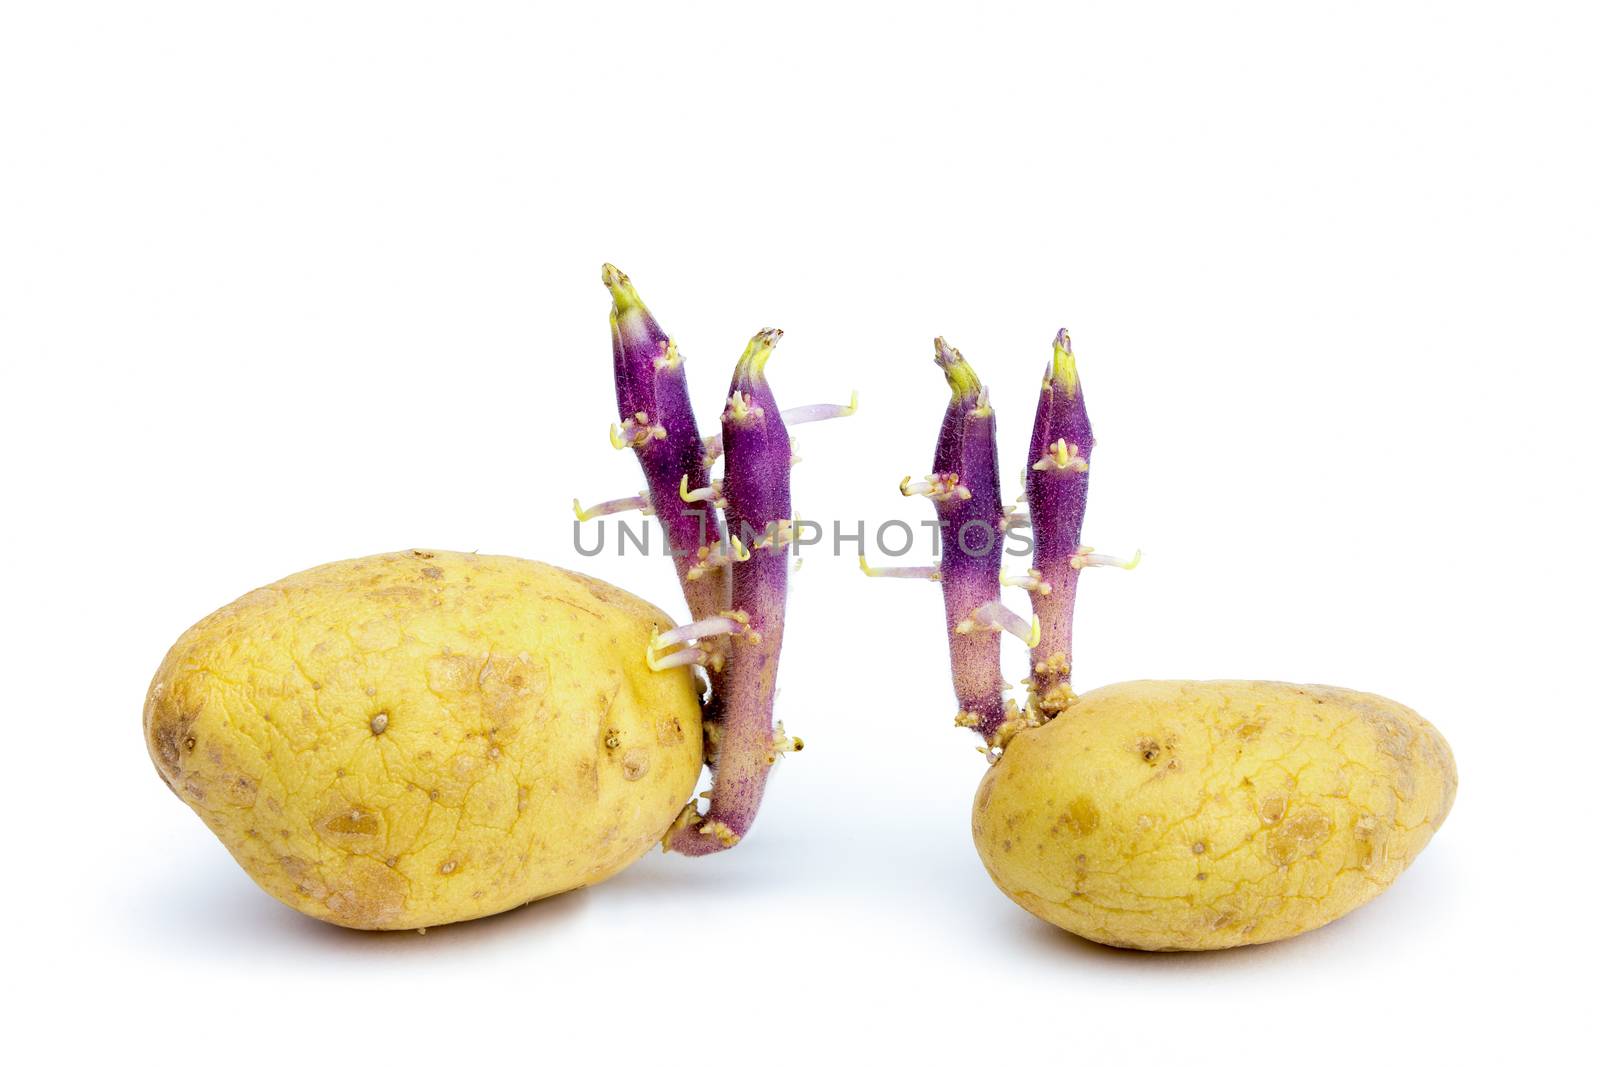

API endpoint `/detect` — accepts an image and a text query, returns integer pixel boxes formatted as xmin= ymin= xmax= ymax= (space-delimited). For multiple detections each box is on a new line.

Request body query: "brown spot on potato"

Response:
xmin=577 ymin=758 xmax=600 ymax=799
xmin=478 ymin=654 xmax=548 ymax=732
xmin=148 ymin=704 xmax=198 ymax=780
xmin=426 ymin=653 xmax=479 ymax=694
xmin=324 ymin=858 xmax=408 ymax=928
xmin=1267 ymin=808 xmax=1332 ymax=867
xmin=1353 ymin=814 xmax=1384 ymax=869
xmin=1056 ymin=796 xmax=1100 ymax=837
xmin=1360 ymin=701 xmax=1418 ymax=760
xmin=316 ymin=805 xmax=385 ymax=856
xmin=278 ymin=855 xmax=322 ymax=898
xmin=621 ymin=749 xmax=650 ymax=781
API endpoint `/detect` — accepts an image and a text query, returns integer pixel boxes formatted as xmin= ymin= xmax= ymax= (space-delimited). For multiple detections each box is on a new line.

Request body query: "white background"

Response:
xmin=3 ymin=2 xmax=1595 ymax=1062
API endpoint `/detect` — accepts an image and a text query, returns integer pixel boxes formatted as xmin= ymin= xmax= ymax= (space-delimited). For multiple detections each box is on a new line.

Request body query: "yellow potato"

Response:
xmin=144 ymin=550 xmax=702 ymax=930
xmin=972 ymin=680 xmax=1455 ymax=950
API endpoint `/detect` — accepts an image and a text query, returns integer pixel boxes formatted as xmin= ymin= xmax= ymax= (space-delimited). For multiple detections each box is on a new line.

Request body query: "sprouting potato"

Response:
xmin=144 ymin=550 xmax=702 ymax=930
xmin=972 ymin=680 xmax=1457 ymax=951
xmin=868 ymin=331 xmax=1457 ymax=951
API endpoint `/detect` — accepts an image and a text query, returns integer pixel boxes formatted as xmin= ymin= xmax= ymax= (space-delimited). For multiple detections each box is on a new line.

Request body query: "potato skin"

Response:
xmin=972 ymin=680 xmax=1455 ymax=950
xmin=144 ymin=550 xmax=702 ymax=930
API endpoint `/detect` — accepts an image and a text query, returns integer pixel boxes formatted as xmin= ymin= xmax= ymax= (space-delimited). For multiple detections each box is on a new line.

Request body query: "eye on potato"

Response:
xmin=144 ymin=550 xmax=702 ymax=930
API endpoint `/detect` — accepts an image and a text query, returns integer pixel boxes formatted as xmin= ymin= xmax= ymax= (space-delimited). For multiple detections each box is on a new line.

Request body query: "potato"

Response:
xmin=972 ymin=680 xmax=1455 ymax=950
xmin=144 ymin=550 xmax=702 ymax=929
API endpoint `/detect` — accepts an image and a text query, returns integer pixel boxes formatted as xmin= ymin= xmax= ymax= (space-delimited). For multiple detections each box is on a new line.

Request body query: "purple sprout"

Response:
xmin=581 ymin=264 xmax=732 ymax=627
xmin=865 ymin=331 xmax=1134 ymax=754
xmin=577 ymin=266 xmax=853 ymax=854
xmin=661 ymin=330 xmax=795 ymax=852
xmin=1021 ymin=329 xmax=1138 ymax=717
xmin=867 ymin=339 xmax=1036 ymax=750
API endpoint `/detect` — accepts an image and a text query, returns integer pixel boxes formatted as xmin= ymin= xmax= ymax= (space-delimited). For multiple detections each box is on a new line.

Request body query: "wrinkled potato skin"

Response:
xmin=973 ymin=680 xmax=1455 ymax=951
xmin=145 ymin=551 xmax=702 ymax=930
